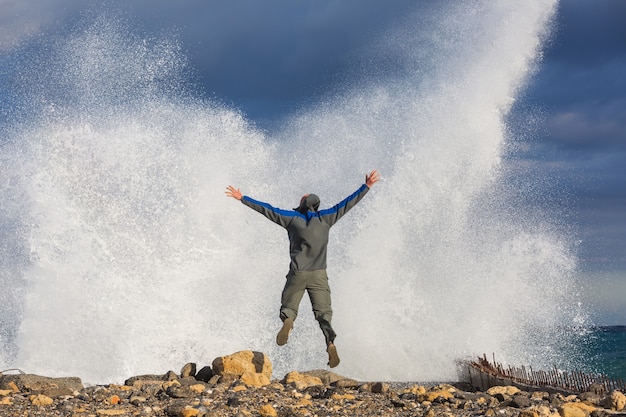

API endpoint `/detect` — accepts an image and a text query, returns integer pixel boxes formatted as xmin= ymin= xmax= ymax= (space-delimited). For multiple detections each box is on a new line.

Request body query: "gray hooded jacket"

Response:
xmin=241 ymin=184 xmax=370 ymax=272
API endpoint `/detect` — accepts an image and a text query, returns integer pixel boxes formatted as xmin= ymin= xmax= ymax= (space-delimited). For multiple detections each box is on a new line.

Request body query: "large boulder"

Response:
xmin=600 ymin=390 xmax=626 ymax=411
xmin=0 ymin=374 xmax=83 ymax=397
xmin=211 ymin=350 xmax=272 ymax=380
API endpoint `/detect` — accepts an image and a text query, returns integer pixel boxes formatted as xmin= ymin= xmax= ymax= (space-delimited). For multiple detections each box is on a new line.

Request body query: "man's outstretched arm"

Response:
xmin=225 ymin=185 xmax=295 ymax=227
xmin=319 ymin=170 xmax=380 ymax=225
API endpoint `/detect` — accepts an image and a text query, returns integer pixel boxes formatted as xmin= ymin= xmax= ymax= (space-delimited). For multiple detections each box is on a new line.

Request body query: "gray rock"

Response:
xmin=125 ymin=374 xmax=166 ymax=386
xmin=165 ymin=384 xmax=194 ymax=399
xmin=195 ymin=366 xmax=213 ymax=383
xmin=580 ymin=391 xmax=602 ymax=405
xmin=511 ymin=394 xmax=531 ymax=408
xmin=587 ymin=383 xmax=606 ymax=396
xmin=130 ymin=395 xmax=147 ymax=405
xmin=302 ymin=370 xmax=346 ymax=385
xmin=164 ymin=371 xmax=178 ymax=381
xmin=334 ymin=378 xmax=361 ymax=389
xmin=180 ymin=363 xmax=196 ymax=378
xmin=371 ymin=382 xmax=390 ymax=394
xmin=0 ymin=374 xmax=83 ymax=396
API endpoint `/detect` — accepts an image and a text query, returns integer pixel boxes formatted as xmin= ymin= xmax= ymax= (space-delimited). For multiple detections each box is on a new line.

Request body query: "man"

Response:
xmin=225 ymin=170 xmax=380 ymax=368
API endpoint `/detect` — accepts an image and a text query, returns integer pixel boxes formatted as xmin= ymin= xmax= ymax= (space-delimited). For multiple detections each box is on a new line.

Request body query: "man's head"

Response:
xmin=295 ymin=193 xmax=320 ymax=213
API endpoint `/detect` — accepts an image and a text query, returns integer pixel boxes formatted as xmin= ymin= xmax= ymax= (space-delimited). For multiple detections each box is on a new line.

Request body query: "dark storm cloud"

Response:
xmin=526 ymin=0 xmax=626 ymax=150
xmin=506 ymin=0 xmax=626 ymax=283
xmin=103 ymin=0 xmax=419 ymax=121
xmin=0 ymin=0 xmax=419 ymax=122
xmin=548 ymin=0 xmax=626 ymax=65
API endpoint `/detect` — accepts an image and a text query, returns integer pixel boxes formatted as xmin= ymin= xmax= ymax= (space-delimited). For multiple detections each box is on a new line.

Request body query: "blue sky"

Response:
xmin=1 ymin=0 xmax=625 ymax=323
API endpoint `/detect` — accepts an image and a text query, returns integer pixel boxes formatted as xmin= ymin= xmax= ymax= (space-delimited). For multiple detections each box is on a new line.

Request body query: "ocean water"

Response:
xmin=0 ymin=1 xmax=606 ymax=385
xmin=581 ymin=326 xmax=626 ymax=381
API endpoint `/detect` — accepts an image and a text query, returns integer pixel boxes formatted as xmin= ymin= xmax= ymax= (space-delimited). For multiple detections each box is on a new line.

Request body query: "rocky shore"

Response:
xmin=1 ymin=350 xmax=625 ymax=417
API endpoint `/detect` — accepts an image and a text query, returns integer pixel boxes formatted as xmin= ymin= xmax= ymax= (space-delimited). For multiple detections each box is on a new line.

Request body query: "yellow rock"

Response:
xmin=180 ymin=407 xmax=200 ymax=417
xmin=232 ymin=385 xmax=247 ymax=392
xmin=259 ymin=404 xmax=278 ymax=417
xmin=29 ymin=394 xmax=53 ymax=406
xmin=241 ymin=371 xmax=271 ymax=387
xmin=532 ymin=405 xmax=556 ymax=417
xmin=283 ymin=371 xmax=323 ymax=390
xmin=108 ymin=395 xmax=121 ymax=404
xmin=486 ymin=386 xmax=521 ymax=396
xmin=96 ymin=410 xmax=132 ymax=416
xmin=606 ymin=390 xmax=626 ymax=411
xmin=569 ymin=402 xmax=597 ymax=413
xmin=212 ymin=350 xmax=272 ymax=379
xmin=409 ymin=385 xmax=426 ymax=395
xmin=0 ymin=397 xmax=13 ymax=405
xmin=297 ymin=398 xmax=313 ymax=407
xmin=420 ymin=389 xmax=454 ymax=402
xmin=332 ymin=393 xmax=356 ymax=400
xmin=0 ymin=390 xmax=13 ymax=397
xmin=108 ymin=384 xmax=132 ymax=391
xmin=558 ymin=403 xmax=587 ymax=417
xmin=162 ymin=380 xmax=181 ymax=390
xmin=5 ymin=382 xmax=18 ymax=392
xmin=519 ymin=410 xmax=539 ymax=417
xmin=190 ymin=384 xmax=206 ymax=394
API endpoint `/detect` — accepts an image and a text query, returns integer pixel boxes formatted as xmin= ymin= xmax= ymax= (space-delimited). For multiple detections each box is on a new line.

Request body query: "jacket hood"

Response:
xmin=294 ymin=194 xmax=320 ymax=213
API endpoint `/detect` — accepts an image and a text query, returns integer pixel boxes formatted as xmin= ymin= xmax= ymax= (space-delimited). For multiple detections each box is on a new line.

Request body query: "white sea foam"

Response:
xmin=0 ymin=1 xmax=587 ymax=384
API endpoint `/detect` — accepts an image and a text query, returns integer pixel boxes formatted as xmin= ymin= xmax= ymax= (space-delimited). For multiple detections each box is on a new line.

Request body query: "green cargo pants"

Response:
xmin=279 ymin=270 xmax=336 ymax=345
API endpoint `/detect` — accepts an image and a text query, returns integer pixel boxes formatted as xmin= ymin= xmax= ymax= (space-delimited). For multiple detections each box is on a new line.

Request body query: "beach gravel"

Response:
xmin=1 ymin=350 xmax=625 ymax=417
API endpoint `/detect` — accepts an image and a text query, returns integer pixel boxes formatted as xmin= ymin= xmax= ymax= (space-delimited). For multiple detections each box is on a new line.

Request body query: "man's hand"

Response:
xmin=365 ymin=170 xmax=380 ymax=188
xmin=225 ymin=185 xmax=243 ymax=201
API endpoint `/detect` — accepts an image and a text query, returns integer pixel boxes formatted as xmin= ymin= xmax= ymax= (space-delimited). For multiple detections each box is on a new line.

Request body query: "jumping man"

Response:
xmin=225 ymin=170 xmax=380 ymax=367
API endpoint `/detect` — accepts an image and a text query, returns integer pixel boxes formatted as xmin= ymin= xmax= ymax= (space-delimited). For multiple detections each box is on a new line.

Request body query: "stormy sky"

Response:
xmin=1 ymin=0 xmax=625 ymax=324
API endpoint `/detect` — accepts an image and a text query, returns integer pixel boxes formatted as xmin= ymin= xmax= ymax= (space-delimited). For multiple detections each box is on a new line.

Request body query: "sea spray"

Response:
xmin=0 ymin=1 xmax=587 ymax=383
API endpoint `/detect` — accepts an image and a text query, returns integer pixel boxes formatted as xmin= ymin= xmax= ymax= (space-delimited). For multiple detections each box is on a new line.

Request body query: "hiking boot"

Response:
xmin=276 ymin=317 xmax=294 ymax=346
xmin=327 ymin=342 xmax=340 ymax=368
